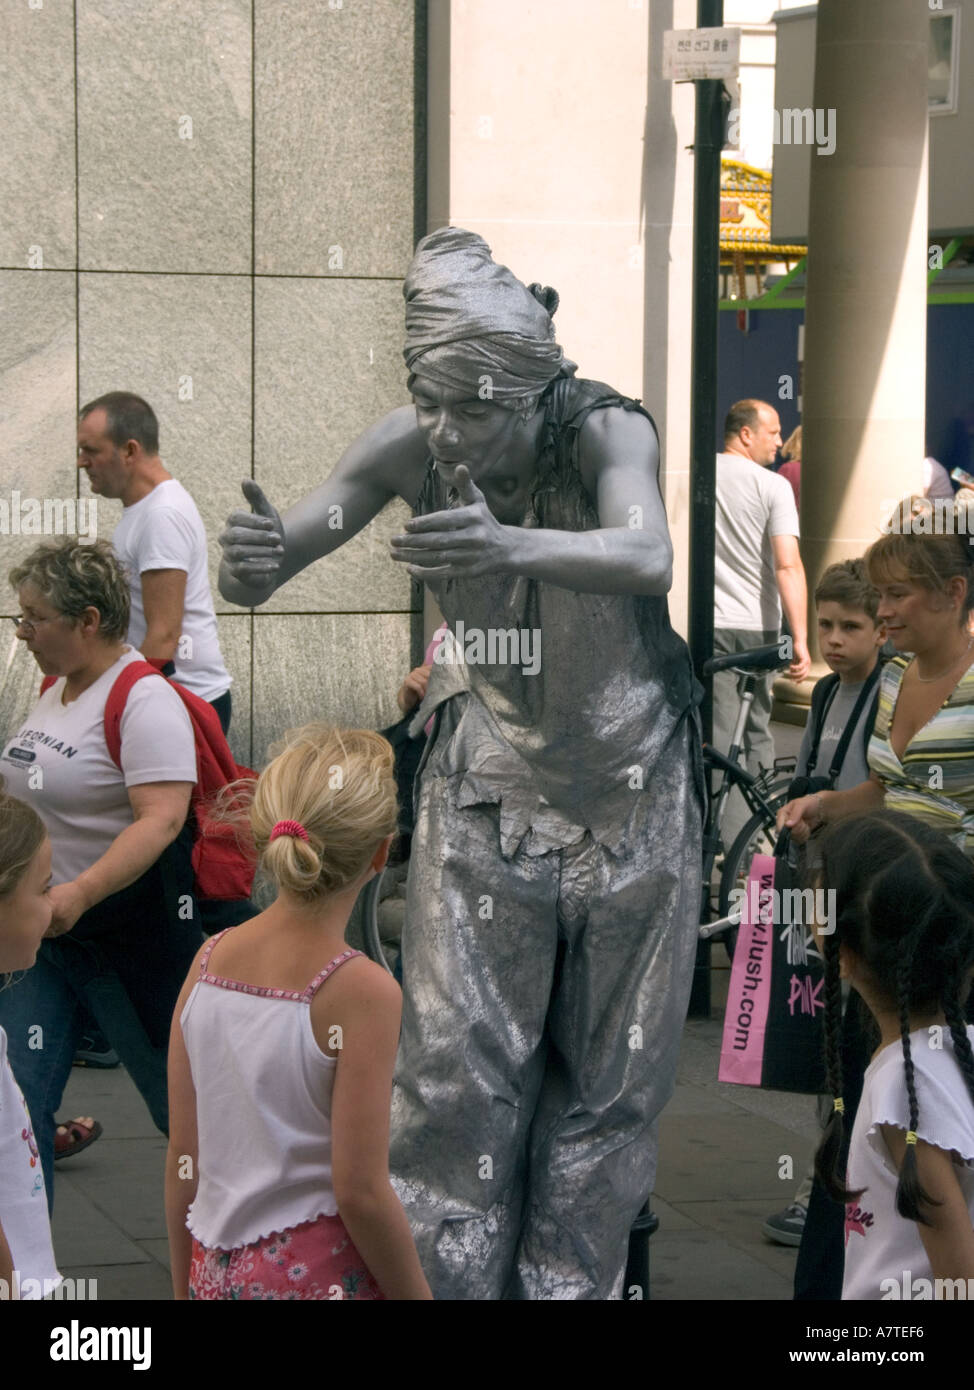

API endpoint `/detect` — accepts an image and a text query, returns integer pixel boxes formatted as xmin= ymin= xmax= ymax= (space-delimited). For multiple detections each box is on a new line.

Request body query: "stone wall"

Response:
xmin=0 ymin=0 xmax=424 ymax=768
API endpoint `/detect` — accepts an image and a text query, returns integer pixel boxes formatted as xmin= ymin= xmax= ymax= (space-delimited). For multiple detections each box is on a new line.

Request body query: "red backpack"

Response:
xmin=40 ymin=661 xmax=257 ymax=901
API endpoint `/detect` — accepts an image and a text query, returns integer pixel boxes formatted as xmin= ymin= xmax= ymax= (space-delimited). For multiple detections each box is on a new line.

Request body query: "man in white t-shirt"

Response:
xmin=714 ymin=399 xmax=810 ymax=846
xmin=77 ymin=393 xmax=233 ymax=730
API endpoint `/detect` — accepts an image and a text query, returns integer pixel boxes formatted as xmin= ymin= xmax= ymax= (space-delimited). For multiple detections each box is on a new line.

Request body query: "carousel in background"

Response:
xmin=720 ymin=158 xmax=806 ymax=323
xmin=716 ymin=157 xmax=805 ymax=322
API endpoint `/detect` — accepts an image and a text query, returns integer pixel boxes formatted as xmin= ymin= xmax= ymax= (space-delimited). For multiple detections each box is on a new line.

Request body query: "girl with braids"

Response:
xmin=0 ymin=784 xmax=60 ymax=1296
xmin=166 ymin=723 xmax=431 ymax=1301
xmin=813 ymin=811 xmax=974 ymax=1300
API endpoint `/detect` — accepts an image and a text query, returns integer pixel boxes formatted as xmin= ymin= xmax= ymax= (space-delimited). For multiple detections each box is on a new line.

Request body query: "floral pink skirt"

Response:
xmin=189 ymin=1212 xmax=386 ymax=1301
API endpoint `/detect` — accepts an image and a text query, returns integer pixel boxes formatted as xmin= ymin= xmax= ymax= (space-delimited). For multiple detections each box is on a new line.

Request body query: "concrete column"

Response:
xmin=799 ymin=0 xmax=930 ymax=666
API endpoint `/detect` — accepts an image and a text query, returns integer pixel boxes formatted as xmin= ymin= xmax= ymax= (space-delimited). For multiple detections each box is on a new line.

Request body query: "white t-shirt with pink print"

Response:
xmin=843 ymin=1024 xmax=974 ymax=1300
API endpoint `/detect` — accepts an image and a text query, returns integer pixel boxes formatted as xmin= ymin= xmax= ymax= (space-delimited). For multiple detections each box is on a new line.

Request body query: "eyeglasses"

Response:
xmin=10 ymin=614 xmax=58 ymax=636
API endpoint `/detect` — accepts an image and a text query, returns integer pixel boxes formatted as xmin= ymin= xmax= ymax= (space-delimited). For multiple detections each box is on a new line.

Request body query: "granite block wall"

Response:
xmin=0 ymin=0 xmax=424 ymax=769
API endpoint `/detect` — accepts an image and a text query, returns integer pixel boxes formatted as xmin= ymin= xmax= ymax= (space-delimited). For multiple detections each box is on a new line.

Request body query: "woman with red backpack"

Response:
xmin=0 ymin=539 xmax=199 ymax=1211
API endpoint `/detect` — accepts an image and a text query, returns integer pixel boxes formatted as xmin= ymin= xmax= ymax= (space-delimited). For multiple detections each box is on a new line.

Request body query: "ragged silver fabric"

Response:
xmin=390 ymin=377 xmax=704 ymax=1299
xmin=391 ymin=709 xmax=701 ymax=1300
xmin=402 ymin=227 xmax=576 ymax=404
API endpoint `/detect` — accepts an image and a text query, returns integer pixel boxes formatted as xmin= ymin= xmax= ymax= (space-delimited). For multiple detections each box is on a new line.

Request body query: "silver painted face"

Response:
xmin=410 ymin=375 xmax=521 ymax=486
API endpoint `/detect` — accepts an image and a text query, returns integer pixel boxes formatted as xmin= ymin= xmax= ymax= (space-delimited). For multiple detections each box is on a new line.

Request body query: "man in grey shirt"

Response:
xmin=714 ymin=399 xmax=810 ymax=847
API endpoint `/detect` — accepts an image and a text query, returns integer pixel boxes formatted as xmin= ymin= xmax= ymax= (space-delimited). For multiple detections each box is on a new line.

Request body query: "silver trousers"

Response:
xmin=390 ymin=721 xmax=702 ymax=1300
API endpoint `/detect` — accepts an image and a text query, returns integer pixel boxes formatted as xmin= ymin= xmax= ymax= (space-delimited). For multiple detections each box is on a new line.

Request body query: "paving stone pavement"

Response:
xmin=53 ymin=1004 xmax=818 ymax=1302
xmin=49 ymin=721 xmax=809 ymax=1301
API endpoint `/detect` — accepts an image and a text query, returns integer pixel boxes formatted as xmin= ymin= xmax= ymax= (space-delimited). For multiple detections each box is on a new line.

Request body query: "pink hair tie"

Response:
xmin=270 ymin=819 xmax=310 ymax=843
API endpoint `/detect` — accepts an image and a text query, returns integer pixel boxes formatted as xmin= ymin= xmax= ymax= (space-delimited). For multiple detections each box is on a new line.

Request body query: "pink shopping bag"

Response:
xmin=718 ymin=853 xmax=777 ymax=1086
xmin=718 ymin=840 xmax=827 ymax=1092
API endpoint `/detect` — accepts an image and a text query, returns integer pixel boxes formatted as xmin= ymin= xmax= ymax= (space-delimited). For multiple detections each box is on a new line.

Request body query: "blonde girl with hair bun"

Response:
xmin=253 ymin=722 xmax=399 ymax=901
xmin=165 ymin=724 xmax=432 ymax=1301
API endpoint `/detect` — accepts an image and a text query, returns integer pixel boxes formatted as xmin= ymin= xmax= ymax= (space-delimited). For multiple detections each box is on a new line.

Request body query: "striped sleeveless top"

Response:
xmin=867 ymin=655 xmax=974 ymax=859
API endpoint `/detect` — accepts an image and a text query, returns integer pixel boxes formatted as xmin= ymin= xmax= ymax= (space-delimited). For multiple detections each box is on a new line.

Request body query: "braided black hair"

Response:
xmin=813 ymin=928 xmax=864 ymax=1204
xmin=812 ymin=812 xmax=974 ymax=1222
xmin=944 ymin=983 xmax=974 ymax=1113
xmin=893 ymin=919 xmax=940 ymax=1223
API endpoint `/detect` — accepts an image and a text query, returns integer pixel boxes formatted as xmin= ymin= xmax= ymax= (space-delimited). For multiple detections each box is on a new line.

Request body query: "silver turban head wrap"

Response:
xmin=403 ymin=227 xmax=576 ymax=409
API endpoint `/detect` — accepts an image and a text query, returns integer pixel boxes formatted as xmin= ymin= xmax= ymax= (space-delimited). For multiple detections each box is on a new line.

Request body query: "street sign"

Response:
xmin=662 ymin=27 xmax=741 ymax=81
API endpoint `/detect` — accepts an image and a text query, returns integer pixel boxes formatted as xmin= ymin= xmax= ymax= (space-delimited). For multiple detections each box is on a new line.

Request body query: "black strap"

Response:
xmin=561 ymin=383 xmax=659 ymax=442
xmin=805 ymin=665 xmax=881 ymax=787
xmin=803 ymin=673 xmax=839 ymax=778
xmin=827 ymin=668 xmax=880 ymax=784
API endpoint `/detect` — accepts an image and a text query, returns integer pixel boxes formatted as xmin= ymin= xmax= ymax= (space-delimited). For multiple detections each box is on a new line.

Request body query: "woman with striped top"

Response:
xmin=781 ymin=492 xmax=974 ymax=853
xmin=778 ymin=491 xmax=974 ymax=1300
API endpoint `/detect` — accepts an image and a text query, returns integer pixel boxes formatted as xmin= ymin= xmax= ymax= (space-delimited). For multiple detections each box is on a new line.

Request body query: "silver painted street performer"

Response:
xmin=219 ymin=228 xmax=704 ymax=1299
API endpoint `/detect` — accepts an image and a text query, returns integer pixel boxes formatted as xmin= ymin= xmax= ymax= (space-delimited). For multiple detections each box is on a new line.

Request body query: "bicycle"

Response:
xmin=697 ymin=641 xmax=797 ymax=958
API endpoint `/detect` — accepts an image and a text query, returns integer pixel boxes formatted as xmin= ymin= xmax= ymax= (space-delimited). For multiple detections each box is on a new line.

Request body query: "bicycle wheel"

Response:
xmin=716 ymin=790 xmax=790 ymax=957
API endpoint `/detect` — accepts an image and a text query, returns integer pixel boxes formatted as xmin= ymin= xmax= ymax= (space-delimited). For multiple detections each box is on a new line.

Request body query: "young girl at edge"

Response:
xmin=0 ymin=784 xmax=60 ymax=1297
xmin=814 ymin=810 xmax=974 ymax=1299
xmin=165 ymin=723 xmax=432 ymax=1300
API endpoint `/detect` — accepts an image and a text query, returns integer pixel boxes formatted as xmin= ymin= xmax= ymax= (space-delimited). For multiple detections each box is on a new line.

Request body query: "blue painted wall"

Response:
xmin=718 ymin=307 xmax=802 ymax=450
xmin=716 ymin=302 xmax=974 ymax=475
xmin=927 ymin=305 xmax=974 ymax=475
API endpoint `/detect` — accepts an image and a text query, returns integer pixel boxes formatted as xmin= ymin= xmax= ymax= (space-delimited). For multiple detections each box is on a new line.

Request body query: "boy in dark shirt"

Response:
xmin=763 ymin=559 xmax=885 ymax=1246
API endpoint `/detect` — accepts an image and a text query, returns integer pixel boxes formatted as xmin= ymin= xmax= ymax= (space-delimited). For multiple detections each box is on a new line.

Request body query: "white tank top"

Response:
xmin=181 ymin=931 xmax=364 ymax=1250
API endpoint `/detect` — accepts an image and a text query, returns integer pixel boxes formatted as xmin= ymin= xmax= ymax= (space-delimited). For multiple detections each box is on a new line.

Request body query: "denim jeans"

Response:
xmin=0 ymin=830 xmax=200 ymax=1212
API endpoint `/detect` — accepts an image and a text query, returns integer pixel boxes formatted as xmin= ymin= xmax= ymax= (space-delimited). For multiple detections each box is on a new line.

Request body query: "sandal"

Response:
xmin=53 ymin=1116 xmax=103 ymax=1161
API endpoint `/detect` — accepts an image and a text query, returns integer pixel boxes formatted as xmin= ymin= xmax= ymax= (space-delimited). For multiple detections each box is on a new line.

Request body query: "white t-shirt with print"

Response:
xmin=0 ymin=1026 xmax=60 ymax=1298
xmin=714 ymin=452 xmax=800 ymax=631
xmin=0 ymin=648 xmax=197 ymax=885
xmin=842 ymin=1025 xmax=974 ymax=1300
xmin=113 ymin=479 xmax=231 ymax=702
